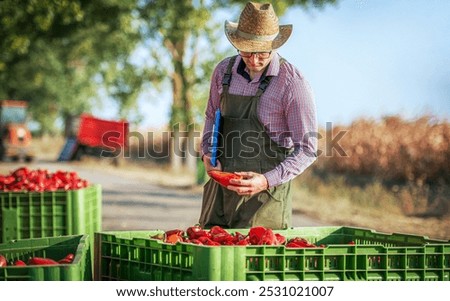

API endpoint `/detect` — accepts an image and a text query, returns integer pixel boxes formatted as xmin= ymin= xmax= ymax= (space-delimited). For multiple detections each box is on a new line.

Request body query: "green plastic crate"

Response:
xmin=94 ymin=226 xmax=450 ymax=281
xmin=0 ymin=185 xmax=102 ymax=245
xmin=0 ymin=234 xmax=92 ymax=281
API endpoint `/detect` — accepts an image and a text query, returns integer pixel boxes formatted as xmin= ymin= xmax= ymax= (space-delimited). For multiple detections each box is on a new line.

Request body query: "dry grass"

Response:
xmin=318 ymin=115 xmax=449 ymax=184
xmin=314 ymin=115 xmax=449 ymax=216
xmin=292 ymin=176 xmax=450 ymax=240
xmin=292 ymin=115 xmax=449 ymax=240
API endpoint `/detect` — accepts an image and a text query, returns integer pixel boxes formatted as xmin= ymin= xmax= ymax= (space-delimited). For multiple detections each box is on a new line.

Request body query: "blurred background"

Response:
xmin=1 ymin=0 xmax=448 ymax=239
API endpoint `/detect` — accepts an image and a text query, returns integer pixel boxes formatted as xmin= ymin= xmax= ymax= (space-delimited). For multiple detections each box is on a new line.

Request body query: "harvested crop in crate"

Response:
xmin=155 ymin=225 xmax=325 ymax=248
xmin=0 ymin=167 xmax=89 ymax=192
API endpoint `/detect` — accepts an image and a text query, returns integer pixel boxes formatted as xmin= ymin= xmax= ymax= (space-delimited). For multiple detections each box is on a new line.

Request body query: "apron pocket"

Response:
xmin=251 ymin=182 xmax=292 ymax=229
xmin=266 ymin=183 xmax=287 ymax=202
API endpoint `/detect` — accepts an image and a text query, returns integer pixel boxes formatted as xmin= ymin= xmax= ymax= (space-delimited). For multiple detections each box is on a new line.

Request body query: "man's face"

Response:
xmin=240 ymin=51 xmax=275 ymax=74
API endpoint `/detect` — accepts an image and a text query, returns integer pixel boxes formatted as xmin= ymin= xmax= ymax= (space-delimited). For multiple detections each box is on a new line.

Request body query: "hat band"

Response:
xmin=236 ymin=29 xmax=279 ymax=42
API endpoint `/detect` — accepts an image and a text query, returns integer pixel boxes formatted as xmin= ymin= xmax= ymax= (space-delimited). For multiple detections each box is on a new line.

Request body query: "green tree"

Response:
xmin=138 ymin=0 xmax=225 ymax=170
xmin=0 ymin=0 xmax=141 ymax=134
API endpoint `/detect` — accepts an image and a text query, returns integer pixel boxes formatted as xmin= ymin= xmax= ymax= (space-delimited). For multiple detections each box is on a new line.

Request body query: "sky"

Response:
xmin=281 ymin=0 xmax=450 ymax=127
xmin=103 ymin=0 xmax=450 ymax=129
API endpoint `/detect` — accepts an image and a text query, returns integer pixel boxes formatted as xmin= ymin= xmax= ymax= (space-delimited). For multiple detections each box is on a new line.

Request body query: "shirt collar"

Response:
xmin=236 ymin=53 xmax=281 ymax=82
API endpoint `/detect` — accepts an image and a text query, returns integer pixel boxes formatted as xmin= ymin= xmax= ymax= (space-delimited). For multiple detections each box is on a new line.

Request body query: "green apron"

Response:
xmin=199 ymin=56 xmax=292 ymax=230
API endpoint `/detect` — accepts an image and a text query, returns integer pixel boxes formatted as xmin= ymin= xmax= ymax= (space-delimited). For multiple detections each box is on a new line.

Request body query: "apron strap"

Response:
xmin=222 ymin=55 xmax=287 ymax=105
xmin=255 ymin=75 xmax=272 ymax=98
xmin=222 ymin=55 xmax=238 ymax=94
xmin=254 ymin=56 xmax=285 ymax=98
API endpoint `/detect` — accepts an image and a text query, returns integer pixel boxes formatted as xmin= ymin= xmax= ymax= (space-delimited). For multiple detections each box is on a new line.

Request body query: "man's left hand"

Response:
xmin=227 ymin=171 xmax=269 ymax=196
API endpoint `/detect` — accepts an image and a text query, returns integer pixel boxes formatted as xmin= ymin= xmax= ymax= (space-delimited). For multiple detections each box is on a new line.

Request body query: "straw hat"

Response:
xmin=225 ymin=2 xmax=293 ymax=52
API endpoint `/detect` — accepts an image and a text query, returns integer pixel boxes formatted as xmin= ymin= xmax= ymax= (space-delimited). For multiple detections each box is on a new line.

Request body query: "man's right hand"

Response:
xmin=203 ymin=154 xmax=222 ymax=173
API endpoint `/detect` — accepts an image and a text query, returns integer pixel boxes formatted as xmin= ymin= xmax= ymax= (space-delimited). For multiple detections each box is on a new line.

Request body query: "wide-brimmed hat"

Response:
xmin=225 ymin=2 xmax=293 ymax=52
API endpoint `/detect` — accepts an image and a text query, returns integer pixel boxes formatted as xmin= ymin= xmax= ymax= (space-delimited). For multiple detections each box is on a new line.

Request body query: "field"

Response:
xmin=293 ymin=115 xmax=449 ymax=239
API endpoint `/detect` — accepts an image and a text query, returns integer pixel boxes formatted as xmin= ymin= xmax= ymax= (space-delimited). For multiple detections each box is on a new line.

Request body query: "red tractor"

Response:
xmin=0 ymin=100 xmax=34 ymax=162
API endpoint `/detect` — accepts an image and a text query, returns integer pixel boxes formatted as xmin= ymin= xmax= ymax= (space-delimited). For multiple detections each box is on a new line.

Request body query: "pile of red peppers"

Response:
xmin=155 ymin=225 xmax=328 ymax=248
xmin=0 ymin=253 xmax=74 ymax=267
xmin=0 ymin=167 xmax=89 ymax=192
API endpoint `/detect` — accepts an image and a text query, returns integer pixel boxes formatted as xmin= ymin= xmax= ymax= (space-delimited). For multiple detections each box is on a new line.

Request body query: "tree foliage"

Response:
xmin=0 ymin=0 xmax=141 ymax=133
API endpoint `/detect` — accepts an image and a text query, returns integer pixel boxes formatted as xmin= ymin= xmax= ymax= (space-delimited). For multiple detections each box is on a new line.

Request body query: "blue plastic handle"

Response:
xmin=210 ymin=109 xmax=221 ymax=167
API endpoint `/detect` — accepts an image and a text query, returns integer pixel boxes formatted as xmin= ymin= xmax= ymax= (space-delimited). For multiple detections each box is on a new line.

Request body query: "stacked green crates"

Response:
xmin=0 ymin=184 xmax=101 ymax=246
xmin=94 ymin=226 xmax=450 ymax=281
xmin=0 ymin=234 xmax=91 ymax=281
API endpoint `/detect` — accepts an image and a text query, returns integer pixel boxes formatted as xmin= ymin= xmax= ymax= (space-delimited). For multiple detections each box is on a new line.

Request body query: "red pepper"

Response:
xmin=0 ymin=175 xmax=15 ymax=185
xmin=275 ymin=233 xmax=286 ymax=245
xmin=28 ymin=257 xmax=59 ymax=265
xmin=11 ymin=167 xmax=31 ymax=179
xmin=286 ymin=237 xmax=317 ymax=248
xmin=286 ymin=241 xmax=303 ymax=248
xmin=14 ymin=259 xmax=27 ymax=266
xmin=197 ymin=236 xmax=220 ymax=246
xmin=186 ymin=225 xmax=209 ymax=240
xmin=207 ymin=171 xmax=243 ymax=188
xmin=248 ymin=226 xmax=267 ymax=245
xmin=211 ymin=232 xmax=234 ymax=245
xmin=232 ymin=232 xmax=247 ymax=244
xmin=208 ymin=226 xmax=235 ymax=245
xmin=197 ymin=236 xmax=210 ymax=244
xmin=188 ymin=239 xmax=203 ymax=245
xmin=209 ymin=225 xmax=228 ymax=236
xmin=0 ymin=255 xmax=7 ymax=267
xmin=205 ymin=240 xmax=221 ymax=246
xmin=236 ymin=239 xmax=250 ymax=246
xmin=164 ymin=229 xmax=184 ymax=237
xmin=259 ymin=228 xmax=278 ymax=245
xmin=164 ymin=229 xmax=184 ymax=244
xmin=58 ymin=253 xmax=75 ymax=264
xmin=165 ymin=233 xmax=183 ymax=244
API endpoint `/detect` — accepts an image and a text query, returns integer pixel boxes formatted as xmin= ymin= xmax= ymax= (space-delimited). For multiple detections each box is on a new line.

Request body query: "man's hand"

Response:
xmin=202 ymin=154 xmax=222 ymax=173
xmin=227 ymin=171 xmax=269 ymax=196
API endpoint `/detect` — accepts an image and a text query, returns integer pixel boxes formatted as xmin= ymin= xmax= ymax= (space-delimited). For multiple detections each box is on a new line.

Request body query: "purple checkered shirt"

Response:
xmin=201 ymin=53 xmax=318 ymax=187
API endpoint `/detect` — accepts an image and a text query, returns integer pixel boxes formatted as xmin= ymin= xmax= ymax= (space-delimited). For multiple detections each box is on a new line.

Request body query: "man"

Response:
xmin=199 ymin=2 xmax=317 ymax=229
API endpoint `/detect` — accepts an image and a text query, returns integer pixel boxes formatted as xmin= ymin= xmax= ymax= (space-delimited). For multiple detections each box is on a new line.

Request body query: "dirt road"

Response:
xmin=0 ymin=160 xmax=327 ymax=231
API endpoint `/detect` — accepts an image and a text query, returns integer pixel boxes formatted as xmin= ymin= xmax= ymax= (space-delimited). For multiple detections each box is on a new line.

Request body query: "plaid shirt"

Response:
xmin=201 ymin=53 xmax=317 ymax=187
